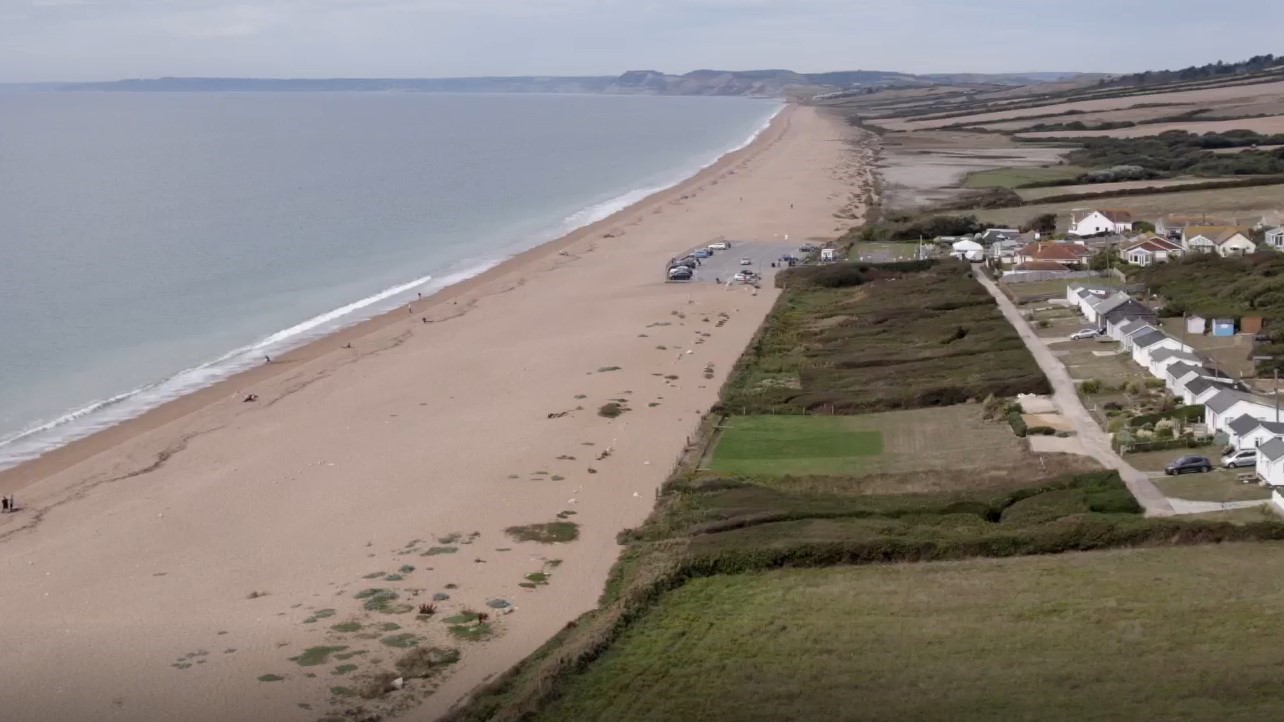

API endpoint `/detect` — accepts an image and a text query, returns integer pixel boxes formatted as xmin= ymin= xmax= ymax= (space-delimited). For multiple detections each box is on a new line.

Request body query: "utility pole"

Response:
xmin=1276 ymin=367 xmax=1280 ymax=424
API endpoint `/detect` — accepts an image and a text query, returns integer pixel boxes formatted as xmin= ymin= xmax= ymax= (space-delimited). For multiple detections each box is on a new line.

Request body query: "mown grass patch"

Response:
xmin=709 ymin=416 xmax=882 ymax=476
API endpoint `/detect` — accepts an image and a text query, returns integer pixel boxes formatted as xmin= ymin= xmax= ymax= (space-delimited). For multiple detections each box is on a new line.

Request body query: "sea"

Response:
xmin=0 ymin=91 xmax=782 ymax=470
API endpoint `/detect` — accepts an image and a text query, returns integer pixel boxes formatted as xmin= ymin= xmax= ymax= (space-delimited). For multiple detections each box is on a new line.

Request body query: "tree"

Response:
xmin=1133 ymin=220 xmax=1156 ymax=234
xmin=1023 ymin=213 xmax=1058 ymax=235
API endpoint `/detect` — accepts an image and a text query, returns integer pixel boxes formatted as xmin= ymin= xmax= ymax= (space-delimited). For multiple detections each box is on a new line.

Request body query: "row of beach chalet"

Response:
xmin=963 ymin=209 xmax=1284 ymax=274
xmin=1066 ymin=282 xmax=1284 ymax=493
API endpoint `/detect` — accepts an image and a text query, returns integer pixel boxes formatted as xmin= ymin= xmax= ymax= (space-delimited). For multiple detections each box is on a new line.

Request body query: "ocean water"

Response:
xmin=0 ymin=92 xmax=781 ymax=469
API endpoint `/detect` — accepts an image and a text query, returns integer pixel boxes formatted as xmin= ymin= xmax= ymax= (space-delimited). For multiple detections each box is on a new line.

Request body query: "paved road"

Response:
xmin=974 ymin=269 xmax=1175 ymax=517
xmin=668 ymin=241 xmax=800 ymax=284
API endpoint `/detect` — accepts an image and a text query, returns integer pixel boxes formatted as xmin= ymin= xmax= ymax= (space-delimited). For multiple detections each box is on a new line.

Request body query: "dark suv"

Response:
xmin=1164 ymin=455 xmax=1213 ymax=475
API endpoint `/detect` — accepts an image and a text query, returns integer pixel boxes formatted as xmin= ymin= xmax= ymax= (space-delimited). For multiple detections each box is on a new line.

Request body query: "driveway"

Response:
xmin=975 ymin=270 xmax=1175 ymax=516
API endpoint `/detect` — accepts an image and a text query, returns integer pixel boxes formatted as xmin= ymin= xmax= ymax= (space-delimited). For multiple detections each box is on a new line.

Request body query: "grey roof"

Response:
xmin=1151 ymin=348 xmax=1200 ymax=366
xmin=1092 ymin=294 xmax=1130 ymax=315
xmin=1115 ymin=318 xmax=1149 ymax=335
xmin=1131 ymin=329 xmax=1168 ymax=350
xmin=1166 ymin=361 xmax=1199 ymax=381
xmin=1185 ymin=377 xmax=1215 ymax=396
xmin=1103 ymin=300 xmax=1158 ymax=324
xmin=1206 ymin=389 xmax=1272 ymax=414
xmin=1260 ymin=437 xmax=1284 ymax=462
xmin=1259 ymin=419 xmax=1284 ymax=435
xmin=1229 ymin=414 xmax=1263 ymax=436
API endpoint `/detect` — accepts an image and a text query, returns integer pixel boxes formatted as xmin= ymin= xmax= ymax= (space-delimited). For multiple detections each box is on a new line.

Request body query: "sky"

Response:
xmin=2 ymin=0 xmax=1282 ymax=82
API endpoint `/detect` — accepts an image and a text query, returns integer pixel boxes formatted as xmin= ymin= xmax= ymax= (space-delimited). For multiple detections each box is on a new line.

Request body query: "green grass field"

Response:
xmin=709 ymin=416 xmax=883 ymax=475
xmin=708 ymin=407 xmax=1027 ymax=477
xmin=962 ymin=165 xmax=1084 ymax=188
xmin=535 ymin=543 xmax=1284 ymax=722
xmin=972 ymin=183 xmax=1284 ymax=229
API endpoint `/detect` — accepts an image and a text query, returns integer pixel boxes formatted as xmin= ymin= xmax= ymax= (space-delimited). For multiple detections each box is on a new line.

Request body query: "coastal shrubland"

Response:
xmin=718 ymin=260 xmax=1050 ymax=414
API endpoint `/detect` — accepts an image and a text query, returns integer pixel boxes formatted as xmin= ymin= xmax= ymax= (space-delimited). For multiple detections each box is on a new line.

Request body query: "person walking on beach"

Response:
xmin=2 ymin=496 xmax=8 ymax=513
xmin=264 ymin=354 xmax=271 ymax=364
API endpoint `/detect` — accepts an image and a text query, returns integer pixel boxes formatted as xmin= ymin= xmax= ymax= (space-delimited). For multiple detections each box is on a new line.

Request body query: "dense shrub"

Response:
xmin=1007 ymin=411 xmax=1028 ymax=437
xmin=1128 ymin=405 xmax=1205 ymax=428
xmin=1080 ymin=379 xmax=1103 ymax=394
xmin=1027 ymin=426 xmax=1057 ymax=435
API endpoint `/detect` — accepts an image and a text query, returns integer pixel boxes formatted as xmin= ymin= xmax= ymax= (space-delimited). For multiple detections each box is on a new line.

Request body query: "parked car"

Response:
xmin=739 ymin=257 xmax=752 ymax=265
xmin=708 ymin=241 xmax=729 ymax=250
xmin=694 ymin=249 xmax=712 ymax=258
xmin=799 ymin=244 xmax=817 ymax=253
xmin=1070 ymin=329 xmax=1100 ymax=340
xmin=667 ymin=267 xmax=693 ymax=281
xmin=1164 ymin=455 xmax=1213 ymax=475
xmin=1222 ymin=449 xmax=1258 ymax=468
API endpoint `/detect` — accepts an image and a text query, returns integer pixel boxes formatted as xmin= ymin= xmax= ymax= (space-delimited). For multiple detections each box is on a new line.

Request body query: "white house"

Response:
xmin=1238 ymin=418 xmax=1284 ymax=451
xmin=1183 ymin=226 xmax=1257 ymax=257
xmin=1129 ymin=328 xmax=1171 ymax=367
xmin=1069 ymin=209 xmax=1134 ymax=236
xmin=1146 ymin=347 xmax=1202 ymax=379
xmin=1204 ymin=389 xmax=1278 ymax=435
xmin=1122 ymin=236 xmax=1184 ymax=266
xmin=1109 ymin=317 xmax=1149 ymax=343
xmin=951 ymin=239 xmax=985 ymax=262
xmin=1257 ymin=438 xmax=1284 ymax=487
xmin=1166 ymin=362 xmax=1202 ymax=394
xmin=1083 ymin=292 xmax=1129 ymax=325
xmin=1266 ymin=227 xmax=1284 ymax=251
xmin=1121 ymin=324 xmax=1161 ymax=352
xmin=1188 ymin=377 xmax=1230 ymax=407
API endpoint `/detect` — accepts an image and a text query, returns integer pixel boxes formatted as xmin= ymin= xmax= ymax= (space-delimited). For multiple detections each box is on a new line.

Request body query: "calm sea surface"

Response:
xmin=0 ymin=92 xmax=780 ymax=467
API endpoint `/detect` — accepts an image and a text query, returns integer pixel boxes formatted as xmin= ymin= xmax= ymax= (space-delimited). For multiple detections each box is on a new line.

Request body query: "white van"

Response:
xmin=708 ymin=241 xmax=729 ymax=251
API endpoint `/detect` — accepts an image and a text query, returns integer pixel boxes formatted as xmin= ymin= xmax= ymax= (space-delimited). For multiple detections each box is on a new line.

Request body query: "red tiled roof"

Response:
xmin=1013 ymin=261 xmax=1071 ymax=271
xmin=1017 ymin=242 xmax=1093 ymax=261
xmin=1125 ymin=236 xmax=1183 ymax=254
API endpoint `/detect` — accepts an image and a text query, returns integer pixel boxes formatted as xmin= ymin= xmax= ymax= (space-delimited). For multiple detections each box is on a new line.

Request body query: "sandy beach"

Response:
xmin=0 ymin=104 xmax=866 ymax=721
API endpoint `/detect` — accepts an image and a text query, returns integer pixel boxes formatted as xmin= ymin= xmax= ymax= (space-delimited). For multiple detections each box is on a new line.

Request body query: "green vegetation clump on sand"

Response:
xmin=718 ymin=260 xmax=1050 ymax=414
xmin=505 ymin=521 xmax=580 ymax=544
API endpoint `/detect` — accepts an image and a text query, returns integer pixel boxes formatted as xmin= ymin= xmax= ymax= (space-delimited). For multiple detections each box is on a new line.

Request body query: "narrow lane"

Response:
xmin=974 ymin=269 xmax=1175 ymax=516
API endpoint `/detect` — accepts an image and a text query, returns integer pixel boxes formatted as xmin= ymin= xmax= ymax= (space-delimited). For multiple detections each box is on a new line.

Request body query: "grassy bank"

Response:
xmin=534 ymin=543 xmax=1284 ymax=722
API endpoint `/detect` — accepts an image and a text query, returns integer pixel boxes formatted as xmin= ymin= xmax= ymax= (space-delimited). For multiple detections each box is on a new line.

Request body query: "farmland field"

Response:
xmin=1016 ymin=177 xmax=1239 ymax=200
xmin=972 ymin=184 xmax=1284 ymax=230
xmin=535 ymin=543 xmax=1284 ymax=722
xmin=709 ymin=406 xmax=1024 ymax=476
xmin=1017 ymin=115 xmax=1284 ymax=139
xmin=962 ymin=165 xmax=1084 ymax=188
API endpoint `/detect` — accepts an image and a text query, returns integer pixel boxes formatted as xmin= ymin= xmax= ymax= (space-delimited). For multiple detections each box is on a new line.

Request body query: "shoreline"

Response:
xmin=0 ymin=103 xmax=864 ymax=722
xmin=0 ymin=103 xmax=790 ymax=495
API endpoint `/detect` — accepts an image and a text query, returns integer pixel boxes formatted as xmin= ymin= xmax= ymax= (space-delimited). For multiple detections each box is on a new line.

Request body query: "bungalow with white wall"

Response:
xmin=1266 ymin=227 xmax=1284 ymax=251
xmin=1257 ymin=438 xmax=1284 ymax=487
xmin=1130 ymin=329 xmax=1192 ymax=371
xmin=1109 ymin=317 xmax=1149 ymax=343
xmin=1146 ymin=347 xmax=1202 ymax=379
xmin=1235 ymin=417 xmax=1284 ymax=451
xmin=1122 ymin=236 xmax=1184 ymax=266
xmin=1102 ymin=302 xmax=1159 ymax=336
xmin=1121 ymin=324 xmax=1161 ymax=352
xmin=1083 ymin=293 xmax=1130 ymax=325
xmin=1183 ymin=226 xmax=1257 ymax=257
xmin=1069 ymin=209 xmax=1134 ymax=236
xmin=1204 ymin=389 xmax=1279 ymax=435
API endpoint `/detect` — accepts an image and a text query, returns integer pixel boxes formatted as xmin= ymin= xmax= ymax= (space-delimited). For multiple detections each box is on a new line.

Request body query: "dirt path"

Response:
xmin=974 ymin=270 xmax=1175 ymax=516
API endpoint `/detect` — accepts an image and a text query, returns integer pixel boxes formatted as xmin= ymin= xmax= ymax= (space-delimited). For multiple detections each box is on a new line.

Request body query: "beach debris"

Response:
xmin=486 ymin=599 xmax=512 ymax=609
xmin=391 ymin=677 xmax=404 ymax=690
xmin=633 ymin=492 xmax=640 ymax=497
xmin=432 ymin=592 xmax=450 ymax=601
xmin=567 ymin=498 xmax=577 ymax=505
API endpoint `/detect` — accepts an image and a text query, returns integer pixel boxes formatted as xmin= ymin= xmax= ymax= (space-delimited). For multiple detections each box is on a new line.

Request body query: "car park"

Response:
xmin=1070 ymin=329 xmax=1100 ymax=340
xmin=1222 ymin=449 xmax=1258 ymax=468
xmin=1164 ymin=455 xmax=1213 ymax=475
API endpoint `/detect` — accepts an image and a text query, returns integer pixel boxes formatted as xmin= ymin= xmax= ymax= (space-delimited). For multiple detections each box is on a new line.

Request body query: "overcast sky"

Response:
xmin=4 ymin=0 xmax=1282 ymax=82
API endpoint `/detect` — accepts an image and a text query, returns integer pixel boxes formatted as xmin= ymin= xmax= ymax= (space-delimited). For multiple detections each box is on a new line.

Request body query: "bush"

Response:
xmin=1144 ymin=378 xmax=1166 ymax=389
xmin=1007 ymin=410 xmax=1028 ymax=437
xmin=1128 ymin=405 xmax=1205 ymax=428
xmin=1027 ymin=426 xmax=1058 ymax=435
xmin=1080 ymin=379 xmax=1102 ymax=394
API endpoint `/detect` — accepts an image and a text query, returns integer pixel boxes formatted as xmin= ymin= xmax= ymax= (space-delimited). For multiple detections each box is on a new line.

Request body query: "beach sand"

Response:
xmin=0 ymin=104 xmax=867 ymax=721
